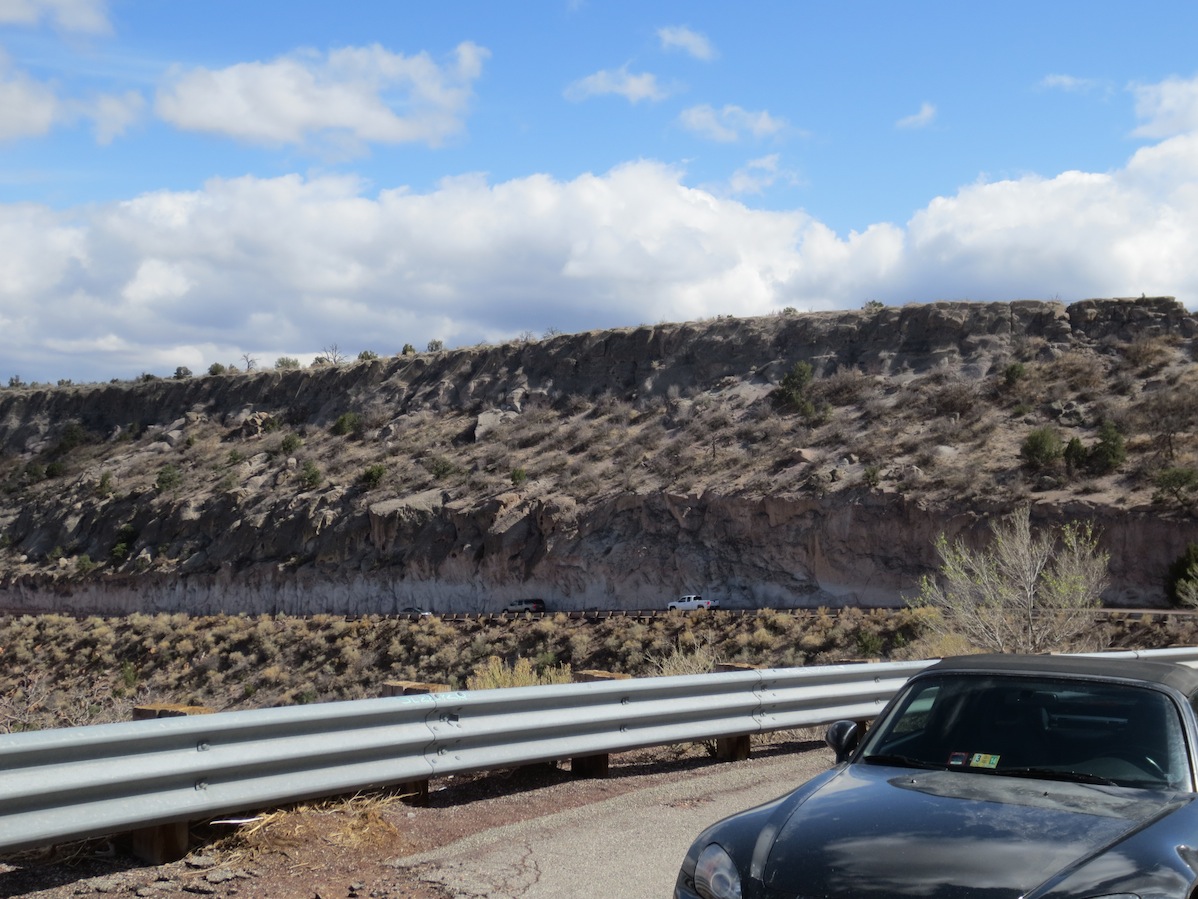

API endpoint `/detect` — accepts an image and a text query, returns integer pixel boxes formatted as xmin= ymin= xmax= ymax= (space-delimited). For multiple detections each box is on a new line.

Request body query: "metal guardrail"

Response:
xmin=4 ymin=649 xmax=1198 ymax=854
xmin=0 ymin=660 xmax=929 ymax=853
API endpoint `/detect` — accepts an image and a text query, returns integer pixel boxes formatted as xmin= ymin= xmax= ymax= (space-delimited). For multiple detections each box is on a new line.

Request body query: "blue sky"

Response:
xmin=3 ymin=1 xmax=1198 ymax=384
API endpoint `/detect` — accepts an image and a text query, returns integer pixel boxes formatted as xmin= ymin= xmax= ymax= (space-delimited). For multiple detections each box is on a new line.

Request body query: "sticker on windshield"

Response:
xmin=947 ymin=752 xmax=969 ymax=766
xmin=969 ymin=753 xmax=1000 ymax=769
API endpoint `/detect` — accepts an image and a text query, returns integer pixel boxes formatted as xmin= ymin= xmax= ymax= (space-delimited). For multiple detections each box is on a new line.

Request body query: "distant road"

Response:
xmin=393 ymin=748 xmax=833 ymax=899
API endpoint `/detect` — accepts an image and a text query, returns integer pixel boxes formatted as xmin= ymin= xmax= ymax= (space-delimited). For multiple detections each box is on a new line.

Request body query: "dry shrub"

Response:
xmin=648 ymin=638 xmax=722 ymax=676
xmin=813 ymin=366 xmax=873 ymax=407
xmin=1119 ymin=335 xmax=1176 ymax=373
xmin=466 ymin=656 xmax=572 ymax=690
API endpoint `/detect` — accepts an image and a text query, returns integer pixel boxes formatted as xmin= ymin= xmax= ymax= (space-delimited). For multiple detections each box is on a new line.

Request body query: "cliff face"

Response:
xmin=1 ymin=297 xmax=1196 ymax=614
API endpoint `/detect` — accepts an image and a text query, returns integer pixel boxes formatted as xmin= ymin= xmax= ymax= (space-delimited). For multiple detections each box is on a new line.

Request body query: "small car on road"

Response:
xmin=668 ymin=595 xmax=719 ymax=611
xmin=674 ymin=652 xmax=1198 ymax=899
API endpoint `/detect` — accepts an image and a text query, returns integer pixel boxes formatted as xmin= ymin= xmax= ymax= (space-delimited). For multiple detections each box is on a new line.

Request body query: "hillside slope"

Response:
xmin=1 ymin=297 xmax=1196 ymax=614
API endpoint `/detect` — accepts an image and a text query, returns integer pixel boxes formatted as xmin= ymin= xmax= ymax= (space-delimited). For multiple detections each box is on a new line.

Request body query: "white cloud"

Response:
xmin=726 ymin=154 xmax=798 ymax=196
xmin=0 ymin=60 xmax=60 ymax=140
xmin=896 ymin=101 xmax=936 ymax=129
xmin=5 ymin=82 xmax=1198 ymax=383
xmin=0 ymin=52 xmax=144 ymax=144
xmin=84 ymin=89 xmax=144 ymax=143
xmin=1039 ymin=73 xmax=1100 ymax=93
xmin=155 ymin=42 xmax=489 ymax=149
xmin=564 ymin=64 xmax=671 ymax=103
xmin=679 ymin=104 xmax=785 ymax=142
xmin=657 ymin=25 xmax=716 ymax=61
xmin=0 ymin=0 xmax=110 ymax=33
xmin=1130 ymin=74 xmax=1198 ymax=138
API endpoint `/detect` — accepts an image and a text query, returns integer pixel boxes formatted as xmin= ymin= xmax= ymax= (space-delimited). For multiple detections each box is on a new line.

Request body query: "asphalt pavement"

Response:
xmin=391 ymin=747 xmax=833 ymax=899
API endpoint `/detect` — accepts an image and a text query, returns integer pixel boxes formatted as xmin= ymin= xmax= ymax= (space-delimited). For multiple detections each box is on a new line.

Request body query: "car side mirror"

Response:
xmin=825 ymin=720 xmax=862 ymax=763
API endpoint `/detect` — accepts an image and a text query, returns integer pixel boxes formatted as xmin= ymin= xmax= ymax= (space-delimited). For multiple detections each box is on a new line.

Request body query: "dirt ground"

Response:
xmin=0 ymin=739 xmax=817 ymax=899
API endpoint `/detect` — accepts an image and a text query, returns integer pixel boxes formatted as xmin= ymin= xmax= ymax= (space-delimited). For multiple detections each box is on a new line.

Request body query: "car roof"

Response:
xmin=923 ymin=653 xmax=1198 ymax=695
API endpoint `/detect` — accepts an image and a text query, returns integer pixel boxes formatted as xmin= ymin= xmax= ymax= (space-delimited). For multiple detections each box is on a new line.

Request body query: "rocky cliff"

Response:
xmin=1 ymin=297 xmax=1195 ymax=614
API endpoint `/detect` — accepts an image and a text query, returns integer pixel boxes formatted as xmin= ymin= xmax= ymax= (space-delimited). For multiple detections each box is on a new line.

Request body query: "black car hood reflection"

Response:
xmin=763 ymin=763 xmax=1188 ymax=899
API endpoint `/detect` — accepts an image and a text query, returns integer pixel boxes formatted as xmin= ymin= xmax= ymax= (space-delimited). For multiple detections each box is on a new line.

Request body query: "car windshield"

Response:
xmin=860 ymin=673 xmax=1191 ymax=790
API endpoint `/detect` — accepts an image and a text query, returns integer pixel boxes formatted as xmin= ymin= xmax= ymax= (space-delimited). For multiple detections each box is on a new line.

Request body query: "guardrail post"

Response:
xmin=569 ymin=671 xmax=630 ymax=778
xmin=715 ymin=735 xmax=752 ymax=761
xmin=129 ymin=703 xmax=214 ymax=864
xmin=381 ymin=681 xmax=451 ymax=804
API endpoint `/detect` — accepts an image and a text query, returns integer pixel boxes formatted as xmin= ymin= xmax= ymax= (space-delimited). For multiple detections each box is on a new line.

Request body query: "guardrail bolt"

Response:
xmin=194 ymin=780 xmax=208 ymax=791
xmin=197 ymin=741 xmax=210 ymax=752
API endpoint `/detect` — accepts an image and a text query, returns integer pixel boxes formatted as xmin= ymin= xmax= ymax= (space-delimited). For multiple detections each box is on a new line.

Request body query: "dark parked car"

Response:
xmin=674 ymin=653 xmax=1198 ymax=899
xmin=502 ymin=598 xmax=546 ymax=613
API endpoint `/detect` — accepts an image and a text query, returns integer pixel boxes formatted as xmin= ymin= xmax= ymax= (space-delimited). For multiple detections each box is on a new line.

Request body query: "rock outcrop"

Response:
xmin=1 ymin=297 xmax=1196 ymax=614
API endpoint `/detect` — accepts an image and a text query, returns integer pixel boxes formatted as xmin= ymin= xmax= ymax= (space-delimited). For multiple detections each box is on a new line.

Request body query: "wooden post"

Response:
xmin=569 ymin=671 xmax=630 ymax=777
xmin=381 ymin=681 xmax=451 ymax=804
xmin=716 ymin=735 xmax=752 ymax=761
xmin=129 ymin=703 xmax=214 ymax=865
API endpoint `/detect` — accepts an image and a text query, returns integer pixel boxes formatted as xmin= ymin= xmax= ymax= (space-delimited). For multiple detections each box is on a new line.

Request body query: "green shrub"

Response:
xmin=1087 ymin=420 xmax=1126 ymax=474
xmin=1020 ymin=427 xmax=1062 ymax=471
xmin=1063 ymin=437 xmax=1087 ymax=475
xmin=280 ymin=433 xmax=302 ymax=454
xmin=426 ymin=456 xmax=457 ymax=480
xmin=275 ymin=356 xmax=300 ymax=370
xmin=1003 ymin=362 xmax=1027 ymax=388
xmin=1167 ymin=543 xmax=1198 ymax=606
xmin=155 ymin=464 xmax=182 ymax=492
xmin=360 ymin=463 xmax=387 ymax=488
xmin=510 ymin=467 xmax=528 ymax=486
xmin=1154 ymin=467 xmax=1198 ymax=506
xmin=357 ymin=350 xmax=379 ymax=361
xmin=75 ymin=554 xmax=96 ymax=575
xmin=427 ymin=339 xmax=444 ymax=352
xmin=207 ymin=363 xmax=227 ymax=376
xmin=173 ymin=366 xmax=192 ymax=379
xmin=331 ymin=412 xmax=363 ymax=437
xmin=401 ymin=343 xmax=415 ymax=355
xmin=300 ymin=460 xmax=323 ymax=489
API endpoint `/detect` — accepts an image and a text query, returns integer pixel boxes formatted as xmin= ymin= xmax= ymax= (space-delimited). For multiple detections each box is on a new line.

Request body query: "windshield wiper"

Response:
xmin=861 ymin=753 xmax=943 ymax=770
xmin=1001 ymin=766 xmax=1119 ymax=786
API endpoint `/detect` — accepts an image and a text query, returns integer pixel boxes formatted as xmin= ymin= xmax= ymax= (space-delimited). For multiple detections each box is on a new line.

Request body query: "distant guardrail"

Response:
xmin=3 ymin=648 xmax=1198 ymax=855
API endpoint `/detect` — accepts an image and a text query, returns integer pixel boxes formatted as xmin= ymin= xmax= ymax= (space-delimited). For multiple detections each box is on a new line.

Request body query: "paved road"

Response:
xmin=392 ymin=748 xmax=832 ymax=899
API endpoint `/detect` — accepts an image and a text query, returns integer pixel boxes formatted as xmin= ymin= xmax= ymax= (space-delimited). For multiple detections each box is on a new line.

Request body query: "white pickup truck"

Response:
xmin=667 ymin=594 xmax=719 ymax=610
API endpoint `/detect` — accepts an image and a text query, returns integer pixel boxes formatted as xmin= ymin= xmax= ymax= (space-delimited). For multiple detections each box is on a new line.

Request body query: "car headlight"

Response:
xmin=694 ymin=843 xmax=742 ymax=899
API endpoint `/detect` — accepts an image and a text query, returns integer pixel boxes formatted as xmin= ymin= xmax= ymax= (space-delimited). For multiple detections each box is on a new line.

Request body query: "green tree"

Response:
xmin=1087 ymin=420 xmax=1126 ymax=475
xmin=427 ymin=338 xmax=444 ymax=352
xmin=1154 ymin=467 xmax=1198 ymax=509
xmin=914 ymin=507 xmax=1109 ymax=654
xmin=274 ymin=356 xmax=300 ymax=370
xmin=357 ymin=350 xmax=379 ymax=361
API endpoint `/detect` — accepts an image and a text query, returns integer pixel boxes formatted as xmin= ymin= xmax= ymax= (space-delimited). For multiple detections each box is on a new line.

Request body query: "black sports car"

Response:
xmin=674 ymin=653 xmax=1198 ymax=899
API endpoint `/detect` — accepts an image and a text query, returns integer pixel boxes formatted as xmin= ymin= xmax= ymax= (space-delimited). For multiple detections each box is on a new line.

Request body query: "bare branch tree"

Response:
xmin=321 ymin=344 xmax=346 ymax=366
xmin=914 ymin=507 xmax=1109 ymax=654
xmin=241 ymin=353 xmax=258 ymax=372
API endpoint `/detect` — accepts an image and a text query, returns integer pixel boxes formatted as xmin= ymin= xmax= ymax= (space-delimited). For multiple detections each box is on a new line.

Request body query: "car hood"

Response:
xmin=762 ymin=763 xmax=1187 ymax=899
